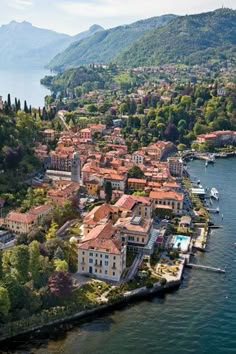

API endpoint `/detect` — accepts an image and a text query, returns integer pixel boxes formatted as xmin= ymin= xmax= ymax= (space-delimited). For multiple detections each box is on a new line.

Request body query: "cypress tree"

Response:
xmin=24 ymin=100 xmax=28 ymax=113
xmin=18 ymin=99 xmax=21 ymax=111
xmin=7 ymin=94 xmax=11 ymax=109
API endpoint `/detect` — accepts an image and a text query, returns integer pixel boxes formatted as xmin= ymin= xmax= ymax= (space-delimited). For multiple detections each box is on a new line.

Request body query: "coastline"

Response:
xmin=0 ymin=279 xmax=181 ymax=346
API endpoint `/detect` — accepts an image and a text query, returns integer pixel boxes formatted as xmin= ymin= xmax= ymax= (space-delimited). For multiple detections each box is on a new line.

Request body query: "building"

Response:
xmin=104 ymin=174 xmax=126 ymax=191
xmin=41 ymin=129 xmax=56 ymax=142
xmin=196 ymin=130 xmax=236 ymax=147
xmin=5 ymin=212 xmax=38 ymax=235
xmin=47 ymin=181 xmax=80 ymax=205
xmin=47 ymin=150 xmax=80 ymax=183
xmin=167 ymin=157 xmax=184 ymax=177
xmin=143 ymin=141 xmax=177 ymax=161
xmin=132 ymin=151 xmax=145 ymax=165
xmin=77 ymin=221 xmax=127 ymax=282
xmin=149 ymin=189 xmax=184 ymax=215
xmin=71 ymin=152 xmax=80 ymax=184
xmin=115 ymin=215 xmax=153 ymax=252
xmin=128 ymin=178 xmax=147 ymax=191
xmin=80 ymin=128 xmax=92 ymax=141
xmin=83 ymin=203 xmax=118 ymax=236
xmin=0 ymin=96 xmax=3 ymax=110
xmin=85 ymin=180 xmax=99 ymax=197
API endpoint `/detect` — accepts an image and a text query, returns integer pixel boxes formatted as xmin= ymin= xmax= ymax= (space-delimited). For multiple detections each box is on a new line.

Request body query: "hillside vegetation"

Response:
xmin=115 ymin=9 xmax=236 ymax=67
xmin=48 ymin=15 xmax=176 ymax=71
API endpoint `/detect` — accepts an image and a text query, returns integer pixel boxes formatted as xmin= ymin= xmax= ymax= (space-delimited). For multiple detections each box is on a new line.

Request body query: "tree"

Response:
xmin=128 ymin=166 xmax=144 ymax=179
xmin=54 ymin=246 xmax=65 ymax=260
xmin=48 ymin=271 xmax=72 ymax=298
xmin=0 ymin=250 xmax=2 ymax=279
xmin=24 ymin=100 xmax=29 ymax=113
xmin=105 ymin=181 xmax=112 ymax=203
xmin=0 ymin=287 xmax=11 ymax=316
xmin=164 ymin=123 xmax=179 ymax=142
xmin=46 ymin=220 xmax=58 ymax=240
xmin=54 ymin=259 xmax=68 ymax=272
xmin=29 ymin=241 xmax=41 ymax=286
xmin=7 ymin=94 xmax=11 ymax=109
xmin=10 ymin=245 xmax=29 ymax=283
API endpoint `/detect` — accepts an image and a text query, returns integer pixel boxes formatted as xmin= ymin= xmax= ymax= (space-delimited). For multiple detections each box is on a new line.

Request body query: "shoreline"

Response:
xmin=0 ymin=279 xmax=181 ymax=347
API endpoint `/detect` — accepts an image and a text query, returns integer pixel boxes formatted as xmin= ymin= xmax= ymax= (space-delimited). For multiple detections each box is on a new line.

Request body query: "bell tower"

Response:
xmin=71 ymin=152 xmax=80 ymax=183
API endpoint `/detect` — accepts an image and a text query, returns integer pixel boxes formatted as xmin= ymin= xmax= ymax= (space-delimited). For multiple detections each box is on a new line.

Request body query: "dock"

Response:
xmin=186 ymin=263 xmax=225 ymax=273
xmin=207 ymin=207 xmax=220 ymax=214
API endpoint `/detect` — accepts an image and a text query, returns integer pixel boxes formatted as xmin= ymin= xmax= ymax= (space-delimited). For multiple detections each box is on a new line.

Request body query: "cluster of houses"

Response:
xmin=1 ymin=119 xmax=188 ymax=280
xmin=196 ymin=130 xmax=236 ymax=147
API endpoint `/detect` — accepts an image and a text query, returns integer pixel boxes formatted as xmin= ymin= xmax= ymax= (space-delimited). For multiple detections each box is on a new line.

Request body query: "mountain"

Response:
xmin=73 ymin=24 xmax=104 ymax=42
xmin=115 ymin=8 xmax=236 ymax=67
xmin=0 ymin=21 xmax=103 ymax=69
xmin=48 ymin=15 xmax=177 ymax=71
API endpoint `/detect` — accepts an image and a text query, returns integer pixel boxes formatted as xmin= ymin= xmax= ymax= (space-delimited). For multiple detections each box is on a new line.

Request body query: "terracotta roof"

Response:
xmin=6 ymin=211 xmax=37 ymax=224
xmin=79 ymin=221 xmax=122 ymax=255
xmin=115 ymin=195 xmax=136 ymax=210
xmin=128 ymin=178 xmax=146 ymax=184
xmin=28 ymin=205 xmax=53 ymax=216
xmin=115 ymin=216 xmax=152 ymax=233
xmin=84 ymin=204 xmax=115 ymax=225
xmin=149 ymin=189 xmax=183 ymax=201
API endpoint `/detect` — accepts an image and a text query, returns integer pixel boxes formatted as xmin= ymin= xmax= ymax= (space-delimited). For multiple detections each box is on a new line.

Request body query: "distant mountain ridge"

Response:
xmin=0 ymin=21 xmax=103 ymax=69
xmin=48 ymin=14 xmax=177 ymax=71
xmin=115 ymin=8 xmax=236 ymax=67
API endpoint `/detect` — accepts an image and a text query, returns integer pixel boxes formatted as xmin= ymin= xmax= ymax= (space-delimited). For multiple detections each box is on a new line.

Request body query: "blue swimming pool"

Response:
xmin=172 ymin=235 xmax=191 ymax=252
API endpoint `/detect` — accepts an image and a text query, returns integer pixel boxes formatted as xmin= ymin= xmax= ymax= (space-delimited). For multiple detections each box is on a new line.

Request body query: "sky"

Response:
xmin=1 ymin=0 xmax=236 ymax=35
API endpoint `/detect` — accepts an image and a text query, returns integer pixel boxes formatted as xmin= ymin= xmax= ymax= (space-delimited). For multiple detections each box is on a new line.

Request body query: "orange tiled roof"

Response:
xmin=6 ymin=211 xmax=37 ymax=224
xmin=149 ymin=189 xmax=183 ymax=201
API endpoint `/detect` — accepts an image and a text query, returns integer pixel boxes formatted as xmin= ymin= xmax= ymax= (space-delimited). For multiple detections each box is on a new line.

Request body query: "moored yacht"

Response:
xmin=211 ymin=187 xmax=219 ymax=200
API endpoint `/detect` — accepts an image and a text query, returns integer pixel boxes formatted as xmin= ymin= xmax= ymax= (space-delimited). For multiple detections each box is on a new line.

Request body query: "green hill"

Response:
xmin=115 ymin=9 xmax=236 ymax=67
xmin=48 ymin=15 xmax=176 ymax=71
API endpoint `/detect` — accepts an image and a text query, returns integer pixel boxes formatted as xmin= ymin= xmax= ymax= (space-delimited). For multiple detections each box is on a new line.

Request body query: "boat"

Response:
xmin=207 ymin=154 xmax=215 ymax=164
xmin=207 ymin=207 xmax=220 ymax=214
xmin=205 ymin=161 xmax=208 ymax=167
xmin=211 ymin=187 xmax=219 ymax=200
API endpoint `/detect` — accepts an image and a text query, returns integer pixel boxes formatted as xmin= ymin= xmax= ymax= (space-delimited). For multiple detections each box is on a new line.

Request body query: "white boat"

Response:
xmin=205 ymin=161 xmax=208 ymax=167
xmin=211 ymin=187 xmax=219 ymax=200
xmin=207 ymin=154 xmax=215 ymax=164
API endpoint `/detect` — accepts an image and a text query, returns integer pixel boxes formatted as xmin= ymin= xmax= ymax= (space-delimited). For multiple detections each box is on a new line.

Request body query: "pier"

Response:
xmin=186 ymin=263 xmax=226 ymax=273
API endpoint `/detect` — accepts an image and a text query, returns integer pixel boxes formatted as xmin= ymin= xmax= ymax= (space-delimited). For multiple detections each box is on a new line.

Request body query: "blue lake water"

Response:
xmin=12 ymin=158 xmax=236 ymax=354
xmin=0 ymin=69 xmax=50 ymax=108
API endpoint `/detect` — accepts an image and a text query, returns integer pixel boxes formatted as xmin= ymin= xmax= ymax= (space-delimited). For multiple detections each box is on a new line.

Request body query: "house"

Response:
xmin=132 ymin=151 xmax=145 ymax=165
xmin=128 ymin=178 xmax=147 ymax=191
xmin=179 ymin=215 xmax=192 ymax=228
xmin=104 ymin=174 xmax=126 ymax=191
xmin=83 ymin=204 xmax=118 ymax=236
xmin=115 ymin=194 xmax=152 ymax=219
xmin=47 ymin=181 xmax=80 ymax=206
xmin=41 ymin=129 xmax=56 ymax=142
xmin=149 ymin=189 xmax=184 ymax=215
xmin=85 ymin=180 xmax=99 ymax=197
xmin=28 ymin=204 xmax=53 ymax=223
xmin=5 ymin=212 xmax=38 ymax=235
xmin=77 ymin=221 xmax=127 ymax=282
xmin=167 ymin=157 xmax=184 ymax=177
xmin=80 ymin=128 xmax=92 ymax=141
xmin=115 ymin=215 xmax=153 ymax=252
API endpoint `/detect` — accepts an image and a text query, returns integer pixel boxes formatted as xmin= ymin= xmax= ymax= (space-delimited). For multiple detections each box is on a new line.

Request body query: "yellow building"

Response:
xmin=149 ymin=189 xmax=184 ymax=215
xmin=5 ymin=212 xmax=38 ymax=235
xmin=85 ymin=180 xmax=99 ymax=197
xmin=77 ymin=221 xmax=127 ymax=282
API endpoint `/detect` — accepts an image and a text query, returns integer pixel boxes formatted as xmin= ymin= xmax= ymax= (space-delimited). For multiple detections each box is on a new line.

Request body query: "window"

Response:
xmin=100 ymin=260 xmax=102 ymax=266
xmin=137 ymin=237 xmax=139 ymax=242
xmin=89 ymin=252 xmax=93 ymax=257
xmin=113 ymin=262 xmax=116 ymax=268
xmin=82 ymin=257 xmax=84 ymax=263
xmin=105 ymin=261 xmax=108 ymax=266
xmin=105 ymin=270 xmax=108 ymax=275
xmin=142 ymin=238 xmax=145 ymax=243
xmin=105 ymin=255 xmax=109 ymax=259
xmin=82 ymin=267 xmax=84 ymax=271
xmin=113 ymin=272 xmax=115 ymax=276
xmin=95 ymin=269 xmax=97 ymax=273
xmin=89 ymin=258 xmax=93 ymax=264
xmin=96 ymin=253 xmax=98 ymax=257
xmin=82 ymin=251 xmax=85 ymax=255
xmin=113 ymin=256 xmax=116 ymax=260
xmin=100 ymin=254 xmax=103 ymax=258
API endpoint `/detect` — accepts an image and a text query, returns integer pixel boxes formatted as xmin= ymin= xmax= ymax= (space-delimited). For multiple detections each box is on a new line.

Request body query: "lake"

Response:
xmin=0 ymin=69 xmax=51 ymax=108
xmin=7 ymin=158 xmax=236 ymax=354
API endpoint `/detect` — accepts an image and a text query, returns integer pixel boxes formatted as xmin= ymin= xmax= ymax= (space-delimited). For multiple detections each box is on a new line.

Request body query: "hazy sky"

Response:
xmin=1 ymin=0 xmax=236 ymax=35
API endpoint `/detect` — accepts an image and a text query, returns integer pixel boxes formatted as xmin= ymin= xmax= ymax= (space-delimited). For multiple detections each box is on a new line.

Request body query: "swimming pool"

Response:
xmin=172 ymin=235 xmax=191 ymax=252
